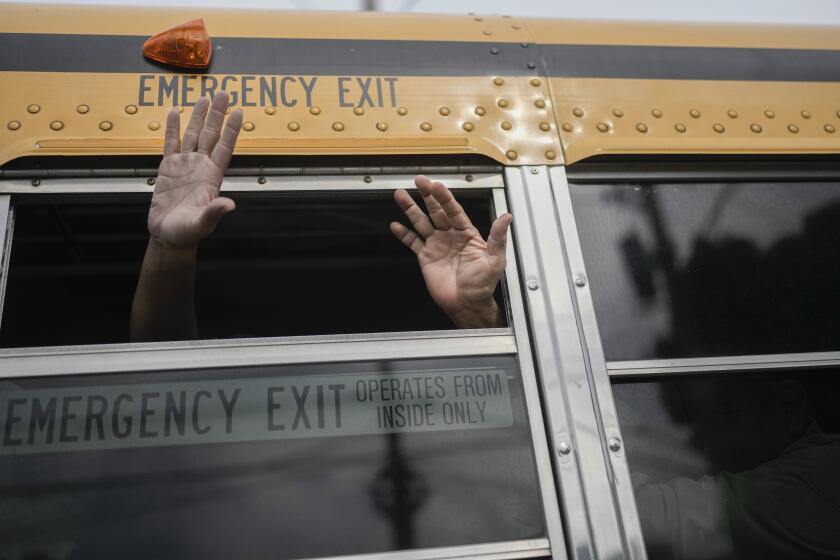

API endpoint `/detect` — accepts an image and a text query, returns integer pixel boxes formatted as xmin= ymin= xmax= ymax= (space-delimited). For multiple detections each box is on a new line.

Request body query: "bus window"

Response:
xmin=613 ymin=370 xmax=840 ymax=560
xmin=0 ymin=355 xmax=544 ymax=559
xmin=569 ymin=180 xmax=840 ymax=361
xmin=0 ymin=189 xmax=503 ymax=348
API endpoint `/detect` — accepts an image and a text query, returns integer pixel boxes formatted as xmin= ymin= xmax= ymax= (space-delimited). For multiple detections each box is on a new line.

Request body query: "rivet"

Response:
xmin=530 ymin=78 xmax=541 ymax=87
xmin=527 ymin=62 xmax=536 ymax=69
xmin=596 ymin=122 xmax=609 ymax=132
xmin=801 ymin=110 xmax=812 ymax=119
xmin=574 ymin=274 xmax=586 ymax=287
xmin=77 ymin=104 xmax=90 ymax=114
xmin=512 ymin=24 xmax=521 ymax=30
xmin=825 ymin=124 xmax=836 ymax=134
xmin=788 ymin=124 xmax=800 ymax=134
xmin=751 ymin=123 xmax=762 ymax=133
xmin=506 ymin=150 xmax=518 ymax=160
xmin=146 ymin=177 xmax=156 ymax=186
xmin=501 ymin=121 xmax=512 ymax=130
xmin=675 ymin=123 xmax=687 ymax=133
xmin=530 ymin=168 xmax=539 ymax=175
xmin=690 ymin=109 xmax=701 ymax=118
xmin=148 ymin=121 xmax=160 ymax=131
xmin=353 ymin=107 xmax=365 ymax=116
xmin=493 ymin=77 xmax=505 ymax=86
xmin=765 ymin=110 xmax=776 ymax=119
xmin=178 ymin=107 xmax=184 ymax=113
xmin=490 ymin=47 xmax=499 ymax=55
xmin=727 ymin=109 xmax=738 ymax=119
xmin=545 ymin=150 xmax=557 ymax=160
xmin=475 ymin=106 xmax=486 ymax=116
xmin=572 ymin=107 xmax=584 ymax=117
xmin=124 ymin=105 xmax=137 ymax=115
xmin=99 ymin=121 xmax=113 ymax=131
xmin=376 ymin=122 xmax=388 ymax=131
xmin=561 ymin=122 xmax=574 ymax=132
xmin=27 ymin=104 xmax=41 ymax=114
xmin=265 ymin=106 xmax=276 ymax=115
xmin=420 ymin=122 xmax=432 ymax=131
xmin=439 ymin=106 xmax=451 ymax=116
xmin=557 ymin=442 xmax=571 ymax=455
xmin=288 ymin=122 xmax=300 ymax=131
xmin=474 ymin=17 xmax=483 ymax=21
xmin=636 ymin=123 xmax=648 ymax=133
xmin=50 ymin=120 xmax=64 ymax=131
xmin=608 ymin=438 xmax=622 ymax=452
xmin=332 ymin=122 xmax=345 ymax=132
xmin=539 ymin=122 xmax=551 ymax=131
xmin=651 ymin=108 xmax=663 ymax=118
xmin=309 ymin=106 xmax=321 ymax=115
xmin=713 ymin=123 xmax=725 ymax=133
xmin=527 ymin=280 xmax=539 ymax=290
xmin=363 ymin=175 xmax=373 ymax=183
xmin=7 ymin=121 xmax=21 ymax=131
xmin=497 ymin=99 xmax=509 ymax=108
xmin=258 ymin=176 xmax=267 ymax=185
xmin=465 ymin=174 xmax=474 ymax=182
xmin=483 ymin=30 xmax=493 ymax=36
xmin=836 ymin=110 xmax=840 ymax=119
xmin=243 ymin=121 xmax=255 ymax=131
xmin=397 ymin=107 xmax=408 ymax=116
xmin=612 ymin=108 xmax=624 ymax=118
xmin=521 ymin=42 xmax=529 ymax=48
xmin=462 ymin=122 xmax=474 ymax=132
xmin=31 ymin=179 xmax=41 ymax=187
xmin=535 ymin=100 xmax=546 ymax=109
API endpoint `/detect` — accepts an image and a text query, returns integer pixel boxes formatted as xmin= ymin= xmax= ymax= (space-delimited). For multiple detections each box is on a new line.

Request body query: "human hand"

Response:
xmin=148 ymin=92 xmax=242 ymax=249
xmin=391 ymin=176 xmax=512 ymax=328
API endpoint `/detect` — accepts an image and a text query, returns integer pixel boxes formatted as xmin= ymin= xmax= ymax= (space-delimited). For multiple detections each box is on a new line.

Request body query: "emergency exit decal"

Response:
xmin=0 ymin=369 xmax=513 ymax=455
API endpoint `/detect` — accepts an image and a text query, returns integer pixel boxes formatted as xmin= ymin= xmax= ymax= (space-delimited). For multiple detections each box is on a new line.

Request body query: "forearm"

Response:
xmin=130 ymin=240 xmax=199 ymax=342
xmin=447 ymin=298 xmax=505 ymax=329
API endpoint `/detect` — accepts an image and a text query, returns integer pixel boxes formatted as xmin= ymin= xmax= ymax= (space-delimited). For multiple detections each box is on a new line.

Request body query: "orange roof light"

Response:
xmin=143 ymin=19 xmax=212 ymax=70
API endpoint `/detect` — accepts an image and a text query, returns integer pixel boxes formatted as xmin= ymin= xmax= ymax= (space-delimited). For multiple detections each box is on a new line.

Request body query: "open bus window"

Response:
xmin=0 ymin=191 xmax=503 ymax=348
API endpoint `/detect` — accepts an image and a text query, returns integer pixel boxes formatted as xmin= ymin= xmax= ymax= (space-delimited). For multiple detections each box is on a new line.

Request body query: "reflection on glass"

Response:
xmin=0 ymin=356 xmax=544 ymax=559
xmin=570 ymin=181 xmax=840 ymax=360
xmin=614 ymin=371 xmax=840 ymax=559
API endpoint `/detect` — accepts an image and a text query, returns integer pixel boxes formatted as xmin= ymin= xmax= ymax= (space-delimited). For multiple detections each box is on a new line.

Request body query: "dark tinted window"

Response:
xmin=0 ymin=191 xmax=498 ymax=348
xmin=613 ymin=370 xmax=840 ymax=560
xmin=0 ymin=355 xmax=544 ymax=558
xmin=570 ymin=181 xmax=840 ymax=360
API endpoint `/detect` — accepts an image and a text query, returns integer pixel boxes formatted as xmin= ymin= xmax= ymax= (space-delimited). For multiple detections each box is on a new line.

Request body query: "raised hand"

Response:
xmin=149 ymin=92 xmax=242 ymax=248
xmin=391 ymin=175 xmax=512 ymax=329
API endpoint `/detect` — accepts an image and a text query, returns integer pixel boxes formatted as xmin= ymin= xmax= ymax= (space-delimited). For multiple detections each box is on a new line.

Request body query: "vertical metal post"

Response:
xmin=549 ymin=167 xmax=647 ymax=559
xmin=0 ymin=196 xmax=13 ymax=330
xmin=505 ymin=166 xmax=627 ymax=560
xmin=493 ymin=188 xmax=568 ymax=560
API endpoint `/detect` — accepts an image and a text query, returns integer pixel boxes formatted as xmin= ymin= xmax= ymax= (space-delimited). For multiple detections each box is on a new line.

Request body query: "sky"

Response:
xmin=6 ymin=0 xmax=840 ymax=25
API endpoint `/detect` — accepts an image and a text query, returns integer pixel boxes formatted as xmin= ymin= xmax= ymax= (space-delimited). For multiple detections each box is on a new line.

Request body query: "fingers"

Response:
xmin=415 ymin=175 xmax=450 ymax=230
xmin=394 ymin=189 xmax=435 ymax=238
xmin=181 ymin=97 xmax=211 ymax=153
xmin=163 ymin=108 xmax=181 ymax=157
xmin=487 ymin=213 xmax=513 ymax=260
xmin=426 ymin=177 xmax=473 ymax=230
xmin=195 ymin=197 xmax=236 ymax=237
xmin=197 ymin=92 xmax=230 ymax=155
xmin=211 ymin=108 xmax=243 ymax=170
xmin=390 ymin=222 xmax=424 ymax=255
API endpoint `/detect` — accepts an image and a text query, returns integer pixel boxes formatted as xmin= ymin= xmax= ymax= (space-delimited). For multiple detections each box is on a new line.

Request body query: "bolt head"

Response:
xmin=530 ymin=168 xmax=539 ymax=175
xmin=557 ymin=442 xmax=571 ymax=455
xmin=363 ymin=175 xmax=373 ymax=183
xmin=147 ymin=177 xmax=156 ymax=186
xmin=574 ymin=275 xmax=586 ymax=287
xmin=258 ymin=176 xmax=267 ymax=184
xmin=608 ymin=438 xmax=622 ymax=452
xmin=31 ymin=179 xmax=41 ymax=187
xmin=527 ymin=280 xmax=539 ymax=290
xmin=465 ymin=174 xmax=474 ymax=182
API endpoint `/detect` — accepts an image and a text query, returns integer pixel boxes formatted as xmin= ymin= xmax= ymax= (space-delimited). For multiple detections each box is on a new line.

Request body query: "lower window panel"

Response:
xmin=0 ymin=355 xmax=544 ymax=559
xmin=613 ymin=369 xmax=840 ymax=560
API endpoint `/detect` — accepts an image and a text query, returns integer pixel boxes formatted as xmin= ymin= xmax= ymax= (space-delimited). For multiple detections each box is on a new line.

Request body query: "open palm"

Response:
xmin=149 ymin=93 xmax=242 ymax=248
xmin=391 ymin=176 xmax=512 ymax=328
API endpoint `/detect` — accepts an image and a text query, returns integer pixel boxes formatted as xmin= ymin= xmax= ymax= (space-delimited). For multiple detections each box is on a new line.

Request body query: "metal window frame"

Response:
xmin=0 ymin=178 xmax=567 ymax=560
xmin=608 ymin=351 xmax=840 ymax=377
xmin=0 ymin=195 xmax=12 ymax=329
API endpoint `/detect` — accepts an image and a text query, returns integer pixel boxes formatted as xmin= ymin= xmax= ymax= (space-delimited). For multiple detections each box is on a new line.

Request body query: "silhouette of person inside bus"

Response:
xmin=130 ymin=92 xmax=511 ymax=341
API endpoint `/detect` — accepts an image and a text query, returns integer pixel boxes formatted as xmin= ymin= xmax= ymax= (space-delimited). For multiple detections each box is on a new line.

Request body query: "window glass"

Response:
xmin=570 ymin=181 xmax=840 ymax=360
xmin=0 ymin=191 xmax=500 ymax=348
xmin=0 ymin=355 xmax=544 ymax=558
xmin=613 ymin=370 xmax=840 ymax=560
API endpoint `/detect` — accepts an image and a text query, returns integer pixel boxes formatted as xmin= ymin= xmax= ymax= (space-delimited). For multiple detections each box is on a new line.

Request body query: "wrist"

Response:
xmin=146 ymin=238 xmax=198 ymax=268
xmin=446 ymin=298 xmax=504 ymax=329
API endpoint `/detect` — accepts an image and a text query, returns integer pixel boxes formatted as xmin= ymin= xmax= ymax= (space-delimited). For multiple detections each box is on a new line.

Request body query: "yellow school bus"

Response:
xmin=1 ymin=5 xmax=840 ymax=560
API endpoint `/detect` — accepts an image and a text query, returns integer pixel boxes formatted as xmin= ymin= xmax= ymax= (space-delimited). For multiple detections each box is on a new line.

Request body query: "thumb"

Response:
xmin=195 ymin=196 xmax=236 ymax=237
xmin=487 ymin=213 xmax=512 ymax=260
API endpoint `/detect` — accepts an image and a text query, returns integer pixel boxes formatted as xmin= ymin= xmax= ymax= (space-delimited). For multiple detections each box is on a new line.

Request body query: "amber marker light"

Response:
xmin=143 ymin=19 xmax=212 ymax=70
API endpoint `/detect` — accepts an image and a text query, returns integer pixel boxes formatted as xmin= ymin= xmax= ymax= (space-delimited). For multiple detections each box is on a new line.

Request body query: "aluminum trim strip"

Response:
xmin=493 ymin=188 xmax=567 ymax=560
xmin=0 ymin=330 xmax=515 ymax=379
xmin=549 ymin=166 xmax=647 ymax=560
xmin=608 ymin=351 xmax=840 ymax=377
xmin=296 ymin=538 xmax=550 ymax=560
xmin=0 ymin=174 xmax=503 ymax=194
